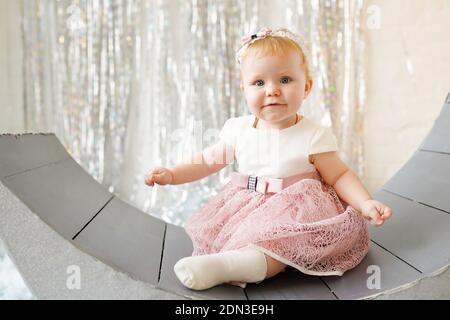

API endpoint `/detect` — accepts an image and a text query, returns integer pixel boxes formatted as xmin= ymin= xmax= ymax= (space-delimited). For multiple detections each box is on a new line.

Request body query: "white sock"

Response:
xmin=173 ymin=248 xmax=267 ymax=290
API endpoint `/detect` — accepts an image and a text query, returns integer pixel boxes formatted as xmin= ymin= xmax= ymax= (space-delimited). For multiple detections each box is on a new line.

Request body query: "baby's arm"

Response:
xmin=310 ymin=152 xmax=392 ymax=226
xmin=146 ymin=141 xmax=235 ymax=186
xmin=170 ymin=141 xmax=234 ymax=184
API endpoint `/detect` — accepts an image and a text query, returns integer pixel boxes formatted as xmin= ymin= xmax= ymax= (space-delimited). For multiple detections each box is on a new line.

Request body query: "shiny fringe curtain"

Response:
xmin=20 ymin=0 xmax=365 ymax=226
xmin=285 ymin=0 xmax=366 ymax=176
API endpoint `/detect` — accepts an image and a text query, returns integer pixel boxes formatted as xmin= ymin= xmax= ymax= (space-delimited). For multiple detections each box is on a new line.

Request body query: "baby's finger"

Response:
xmin=367 ymin=209 xmax=383 ymax=226
xmin=382 ymin=207 xmax=392 ymax=220
xmin=145 ymin=174 xmax=155 ymax=186
xmin=149 ymin=172 xmax=165 ymax=185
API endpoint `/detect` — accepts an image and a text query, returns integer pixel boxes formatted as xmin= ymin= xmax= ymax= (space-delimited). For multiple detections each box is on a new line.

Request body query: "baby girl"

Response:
xmin=145 ymin=27 xmax=392 ymax=291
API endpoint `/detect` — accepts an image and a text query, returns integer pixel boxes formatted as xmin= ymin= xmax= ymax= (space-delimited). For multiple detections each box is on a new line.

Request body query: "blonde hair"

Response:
xmin=240 ymin=31 xmax=312 ymax=82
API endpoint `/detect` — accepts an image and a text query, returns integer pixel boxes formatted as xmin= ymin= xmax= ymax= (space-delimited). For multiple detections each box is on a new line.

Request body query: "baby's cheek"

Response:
xmin=248 ymin=96 xmax=263 ymax=109
xmin=287 ymin=87 xmax=303 ymax=100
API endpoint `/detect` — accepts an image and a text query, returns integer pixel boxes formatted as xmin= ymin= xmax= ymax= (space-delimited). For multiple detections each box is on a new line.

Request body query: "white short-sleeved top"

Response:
xmin=219 ymin=115 xmax=338 ymax=178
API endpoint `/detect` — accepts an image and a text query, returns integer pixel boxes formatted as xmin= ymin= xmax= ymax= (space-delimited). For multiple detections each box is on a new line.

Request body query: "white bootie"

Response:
xmin=173 ymin=248 xmax=267 ymax=290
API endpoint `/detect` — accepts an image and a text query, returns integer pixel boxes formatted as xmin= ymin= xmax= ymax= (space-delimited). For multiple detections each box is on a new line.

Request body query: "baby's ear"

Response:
xmin=304 ymin=79 xmax=313 ymax=97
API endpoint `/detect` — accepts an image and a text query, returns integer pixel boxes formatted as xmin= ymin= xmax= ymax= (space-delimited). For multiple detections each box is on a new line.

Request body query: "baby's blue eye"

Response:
xmin=280 ymin=77 xmax=291 ymax=84
xmin=255 ymin=80 xmax=265 ymax=87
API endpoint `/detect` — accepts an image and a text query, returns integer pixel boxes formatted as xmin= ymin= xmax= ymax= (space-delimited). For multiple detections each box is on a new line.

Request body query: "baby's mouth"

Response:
xmin=263 ymin=103 xmax=286 ymax=108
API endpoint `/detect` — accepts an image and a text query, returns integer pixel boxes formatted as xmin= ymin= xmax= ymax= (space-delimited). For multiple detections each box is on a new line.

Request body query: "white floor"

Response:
xmin=0 ymin=240 xmax=34 ymax=299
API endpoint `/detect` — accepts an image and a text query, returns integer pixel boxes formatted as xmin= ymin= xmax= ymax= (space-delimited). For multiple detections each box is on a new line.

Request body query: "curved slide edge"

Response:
xmin=0 ymin=180 xmax=186 ymax=300
xmin=371 ymin=264 xmax=450 ymax=299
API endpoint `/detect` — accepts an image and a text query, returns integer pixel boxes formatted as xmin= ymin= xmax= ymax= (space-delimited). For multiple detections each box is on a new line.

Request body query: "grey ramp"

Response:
xmin=73 ymin=196 xmax=166 ymax=285
xmin=370 ymin=190 xmax=450 ymax=275
xmin=0 ymin=133 xmax=69 ymax=179
xmin=246 ymin=268 xmax=336 ymax=300
xmin=419 ymin=94 xmax=449 ymax=153
xmin=382 ymin=150 xmax=450 ymax=213
xmin=158 ymin=223 xmax=247 ymax=300
xmin=1 ymin=91 xmax=450 ymax=299
xmin=420 ymin=112 xmax=450 ymax=154
xmin=0 ymin=180 xmax=185 ymax=300
xmin=323 ymin=242 xmax=421 ymax=300
xmin=2 ymin=158 xmax=112 ymax=239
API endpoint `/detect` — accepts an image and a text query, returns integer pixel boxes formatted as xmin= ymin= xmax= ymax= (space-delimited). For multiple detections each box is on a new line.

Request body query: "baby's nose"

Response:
xmin=266 ymin=84 xmax=281 ymax=96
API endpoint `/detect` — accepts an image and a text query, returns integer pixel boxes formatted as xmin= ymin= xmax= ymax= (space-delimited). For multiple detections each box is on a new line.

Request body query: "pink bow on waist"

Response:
xmin=230 ymin=171 xmax=320 ymax=194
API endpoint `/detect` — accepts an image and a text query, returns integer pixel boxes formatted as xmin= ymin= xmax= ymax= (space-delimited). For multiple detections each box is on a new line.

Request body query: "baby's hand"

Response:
xmin=144 ymin=167 xmax=174 ymax=187
xmin=361 ymin=199 xmax=393 ymax=227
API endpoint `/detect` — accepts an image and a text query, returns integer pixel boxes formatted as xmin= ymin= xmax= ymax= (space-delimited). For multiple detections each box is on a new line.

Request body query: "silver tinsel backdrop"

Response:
xmin=20 ymin=0 xmax=365 ymax=226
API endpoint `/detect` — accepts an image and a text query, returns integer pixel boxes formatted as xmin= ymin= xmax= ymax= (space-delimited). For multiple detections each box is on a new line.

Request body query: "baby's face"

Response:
xmin=240 ymin=49 xmax=311 ymax=128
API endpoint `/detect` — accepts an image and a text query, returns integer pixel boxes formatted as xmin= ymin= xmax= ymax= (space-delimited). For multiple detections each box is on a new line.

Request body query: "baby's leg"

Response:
xmin=265 ymin=255 xmax=287 ymax=278
xmin=226 ymin=255 xmax=287 ymax=288
xmin=174 ymin=248 xmax=268 ymax=291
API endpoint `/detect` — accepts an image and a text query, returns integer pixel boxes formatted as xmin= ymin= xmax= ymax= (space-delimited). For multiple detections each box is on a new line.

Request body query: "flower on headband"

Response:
xmin=236 ymin=27 xmax=272 ymax=64
xmin=240 ymin=27 xmax=272 ymax=48
xmin=236 ymin=27 xmax=307 ymax=65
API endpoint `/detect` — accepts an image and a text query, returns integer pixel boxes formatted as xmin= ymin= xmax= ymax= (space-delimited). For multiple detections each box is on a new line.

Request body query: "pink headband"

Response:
xmin=236 ymin=27 xmax=307 ymax=64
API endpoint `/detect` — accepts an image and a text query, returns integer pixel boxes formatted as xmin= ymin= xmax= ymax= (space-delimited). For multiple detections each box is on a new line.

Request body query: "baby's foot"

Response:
xmin=173 ymin=249 xmax=267 ymax=291
xmin=173 ymin=255 xmax=224 ymax=290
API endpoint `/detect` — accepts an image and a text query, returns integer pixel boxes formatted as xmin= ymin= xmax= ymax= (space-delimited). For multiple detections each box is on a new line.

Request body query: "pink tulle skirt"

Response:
xmin=185 ymin=170 xmax=369 ymax=280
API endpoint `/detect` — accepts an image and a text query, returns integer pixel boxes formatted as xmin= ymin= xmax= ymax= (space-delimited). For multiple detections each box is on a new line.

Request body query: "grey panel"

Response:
xmin=0 ymin=181 xmax=186 ymax=300
xmin=370 ymin=190 xmax=450 ymax=275
xmin=420 ymin=100 xmax=450 ymax=154
xmin=158 ymin=223 xmax=247 ymax=300
xmin=0 ymin=133 xmax=69 ymax=179
xmin=383 ymin=150 xmax=450 ymax=212
xmin=323 ymin=242 xmax=421 ymax=299
xmin=246 ymin=268 xmax=336 ymax=300
xmin=73 ymin=197 xmax=166 ymax=285
xmin=3 ymin=158 xmax=112 ymax=239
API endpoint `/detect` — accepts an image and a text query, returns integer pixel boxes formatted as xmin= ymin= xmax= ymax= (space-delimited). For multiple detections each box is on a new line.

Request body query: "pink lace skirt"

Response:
xmin=185 ymin=170 xmax=369 ymax=279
